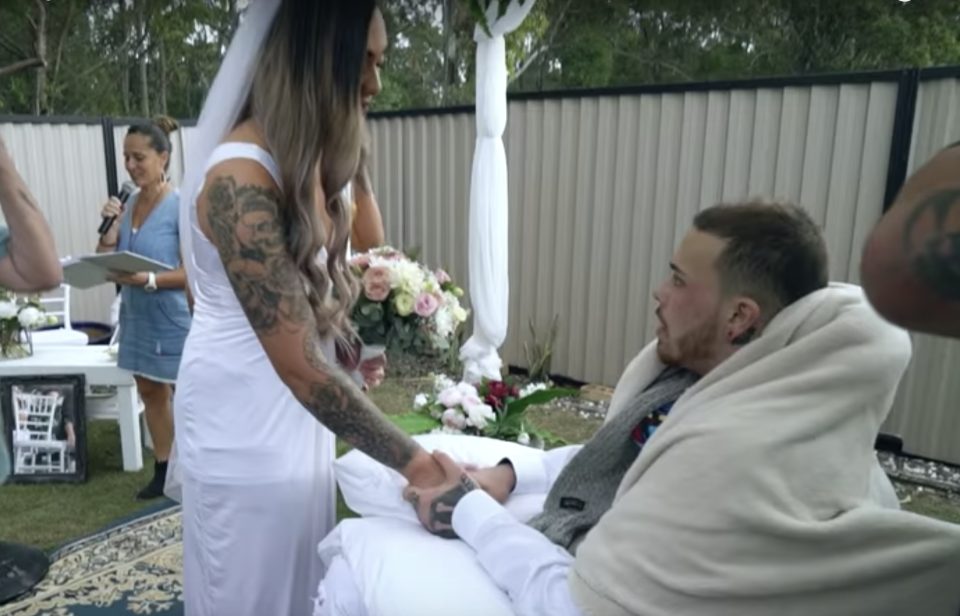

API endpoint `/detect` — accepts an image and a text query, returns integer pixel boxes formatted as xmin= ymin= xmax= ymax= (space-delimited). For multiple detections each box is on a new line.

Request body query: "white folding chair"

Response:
xmin=37 ymin=284 xmax=71 ymax=329
xmin=32 ymin=284 xmax=88 ymax=346
xmin=12 ymin=391 xmax=68 ymax=474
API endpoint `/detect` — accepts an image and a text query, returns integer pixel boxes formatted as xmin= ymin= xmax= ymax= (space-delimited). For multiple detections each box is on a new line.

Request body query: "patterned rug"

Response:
xmin=0 ymin=506 xmax=183 ymax=615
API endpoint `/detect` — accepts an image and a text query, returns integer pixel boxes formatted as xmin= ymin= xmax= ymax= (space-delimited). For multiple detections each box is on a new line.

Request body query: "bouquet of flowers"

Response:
xmin=0 ymin=289 xmax=56 ymax=358
xmin=349 ymin=246 xmax=469 ymax=356
xmin=392 ymin=373 xmax=577 ymax=447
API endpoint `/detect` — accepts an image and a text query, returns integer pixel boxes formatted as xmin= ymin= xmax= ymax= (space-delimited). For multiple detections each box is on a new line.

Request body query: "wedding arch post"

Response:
xmin=458 ymin=0 xmax=537 ymax=383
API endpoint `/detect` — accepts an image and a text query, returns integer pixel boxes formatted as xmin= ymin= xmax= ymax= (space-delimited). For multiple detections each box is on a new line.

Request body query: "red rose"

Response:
xmin=487 ymin=381 xmax=509 ymax=399
xmin=484 ymin=394 xmax=502 ymax=409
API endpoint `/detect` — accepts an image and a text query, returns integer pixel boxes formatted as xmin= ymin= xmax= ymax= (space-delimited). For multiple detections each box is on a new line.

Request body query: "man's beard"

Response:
xmin=656 ymin=318 xmax=721 ymax=369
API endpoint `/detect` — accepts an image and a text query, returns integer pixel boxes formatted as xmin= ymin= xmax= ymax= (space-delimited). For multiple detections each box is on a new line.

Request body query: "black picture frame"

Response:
xmin=1 ymin=374 xmax=87 ymax=484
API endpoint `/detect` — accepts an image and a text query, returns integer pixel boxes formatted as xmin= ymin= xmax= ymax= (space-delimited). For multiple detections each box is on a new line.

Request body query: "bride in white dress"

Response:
xmin=174 ymin=2 xmax=445 ymax=615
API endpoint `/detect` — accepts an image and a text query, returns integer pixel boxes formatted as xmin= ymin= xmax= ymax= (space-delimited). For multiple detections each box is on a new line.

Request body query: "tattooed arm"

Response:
xmin=0 ymin=133 xmax=62 ymax=291
xmin=861 ymin=143 xmax=960 ymax=338
xmin=197 ymin=159 xmax=444 ymax=487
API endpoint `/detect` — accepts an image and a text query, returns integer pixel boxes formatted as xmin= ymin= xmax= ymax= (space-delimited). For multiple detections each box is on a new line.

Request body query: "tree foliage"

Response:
xmin=1 ymin=0 xmax=959 ymax=117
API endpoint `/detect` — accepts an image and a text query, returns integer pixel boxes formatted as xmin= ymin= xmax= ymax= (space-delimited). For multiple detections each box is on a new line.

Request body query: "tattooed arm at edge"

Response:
xmin=861 ymin=141 xmax=960 ymax=339
xmin=201 ymin=170 xmax=442 ymax=486
xmin=0 ymin=133 xmax=62 ymax=292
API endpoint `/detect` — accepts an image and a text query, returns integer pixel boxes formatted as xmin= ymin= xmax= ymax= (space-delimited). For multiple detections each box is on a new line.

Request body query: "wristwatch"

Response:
xmin=144 ymin=272 xmax=158 ymax=293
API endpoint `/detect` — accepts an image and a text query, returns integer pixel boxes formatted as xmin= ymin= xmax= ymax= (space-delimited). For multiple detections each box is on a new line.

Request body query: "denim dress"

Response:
xmin=116 ymin=190 xmax=191 ymax=383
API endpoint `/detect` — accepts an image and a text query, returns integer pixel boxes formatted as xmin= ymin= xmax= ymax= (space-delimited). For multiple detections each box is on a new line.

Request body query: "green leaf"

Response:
xmin=359 ymin=302 xmax=383 ymax=318
xmin=528 ymin=425 xmax=567 ymax=447
xmin=388 ymin=413 xmax=440 ymax=435
xmin=504 ymin=387 xmax=577 ymax=419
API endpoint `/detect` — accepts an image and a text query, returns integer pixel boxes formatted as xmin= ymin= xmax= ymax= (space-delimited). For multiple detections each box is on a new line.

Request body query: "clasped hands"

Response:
xmin=403 ymin=452 xmax=515 ymax=539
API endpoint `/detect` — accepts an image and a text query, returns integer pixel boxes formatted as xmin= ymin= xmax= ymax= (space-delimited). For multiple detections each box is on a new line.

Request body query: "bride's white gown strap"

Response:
xmin=176 ymin=141 xmax=338 ymax=616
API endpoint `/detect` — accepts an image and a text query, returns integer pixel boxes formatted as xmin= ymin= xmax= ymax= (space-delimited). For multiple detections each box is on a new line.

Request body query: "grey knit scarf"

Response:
xmin=527 ymin=367 xmax=699 ymax=554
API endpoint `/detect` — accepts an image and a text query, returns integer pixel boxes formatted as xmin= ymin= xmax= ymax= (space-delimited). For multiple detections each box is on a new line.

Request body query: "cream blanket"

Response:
xmin=571 ymin=282 xmax=960 ymax=616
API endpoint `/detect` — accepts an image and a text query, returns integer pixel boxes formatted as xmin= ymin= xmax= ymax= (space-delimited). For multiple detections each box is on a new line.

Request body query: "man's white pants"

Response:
xmin=313 ymin=555 xmax=368 ymax=616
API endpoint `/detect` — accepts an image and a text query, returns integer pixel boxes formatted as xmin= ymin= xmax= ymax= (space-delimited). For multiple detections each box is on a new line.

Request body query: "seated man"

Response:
xmin=317 ymin=200 xmax=960 ymax=616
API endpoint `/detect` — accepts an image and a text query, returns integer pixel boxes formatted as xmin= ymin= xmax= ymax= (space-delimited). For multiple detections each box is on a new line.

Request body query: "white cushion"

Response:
xmin=318 ymin=517 xmax=515 ymax=616
xmin=335 ymin=433 xmax=547 ymax=523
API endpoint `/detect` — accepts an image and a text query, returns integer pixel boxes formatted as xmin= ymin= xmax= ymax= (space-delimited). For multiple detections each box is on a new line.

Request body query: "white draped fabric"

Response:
xmin=459 ymin=0 xmax=538 ymax=383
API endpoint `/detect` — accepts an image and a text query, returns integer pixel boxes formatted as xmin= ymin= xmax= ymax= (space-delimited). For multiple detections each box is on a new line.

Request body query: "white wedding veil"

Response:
xmin=178 ymin=0 xmax=282 ymax=296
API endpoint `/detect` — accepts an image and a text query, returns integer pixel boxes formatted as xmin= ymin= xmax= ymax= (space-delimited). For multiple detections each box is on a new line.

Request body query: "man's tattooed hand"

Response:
xmin=404 ymin=452 xmax=480 ymax=539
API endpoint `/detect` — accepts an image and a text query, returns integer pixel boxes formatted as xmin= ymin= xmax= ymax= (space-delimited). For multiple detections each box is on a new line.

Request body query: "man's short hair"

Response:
xmin=693 ymin=200 xmax=829 ymax=319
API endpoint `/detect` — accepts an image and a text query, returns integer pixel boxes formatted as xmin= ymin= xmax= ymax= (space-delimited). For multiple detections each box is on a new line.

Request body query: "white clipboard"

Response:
xmin=61 ymin=251 xmax=173 ymax=290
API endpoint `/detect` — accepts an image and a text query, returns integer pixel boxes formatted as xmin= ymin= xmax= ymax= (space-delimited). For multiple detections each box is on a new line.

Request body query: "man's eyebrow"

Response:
xmin=669 ymin=262 xmax=686 ymax=276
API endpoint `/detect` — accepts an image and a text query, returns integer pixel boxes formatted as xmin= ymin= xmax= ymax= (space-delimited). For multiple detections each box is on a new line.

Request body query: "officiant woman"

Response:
xmin=94 ymin=116 xmax=191 ymax=500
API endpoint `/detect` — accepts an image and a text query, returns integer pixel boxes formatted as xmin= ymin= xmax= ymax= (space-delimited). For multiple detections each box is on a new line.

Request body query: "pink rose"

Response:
xmin=364 ymin=265 xmax=392 ymax=286
xmin=460 ymin=394 xmax=483 ymax=410
xmin=441 ymin=409 xmax=466 ymax=430
xmin=363 ymin=266 xmax=393 ymax=301
xmin=435 ymin=268 xmax=451 ymax=284
xmin=414 ymin=292 xmax=440 ymax=317
xmin=350 ymin=254 xmax=370 ymax=270
xmin=364 ymin=280 xmax=390 ymax=302
xmin=437 ymin=382 xmax=477 ymax=408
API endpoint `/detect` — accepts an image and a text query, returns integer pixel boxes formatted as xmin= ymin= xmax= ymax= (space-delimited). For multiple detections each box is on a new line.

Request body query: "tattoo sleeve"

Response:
xmin=901 ymin=187 xmax=960 ymax=302
xmin=410 ymin=472 xmax=479 ymax=539
xmin=203 ymin=175 xmax=420 ymax=471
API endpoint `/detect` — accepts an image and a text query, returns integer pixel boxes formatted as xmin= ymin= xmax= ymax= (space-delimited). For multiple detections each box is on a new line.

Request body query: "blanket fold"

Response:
xmin=571 ymin=282 xmax=960 ymax=616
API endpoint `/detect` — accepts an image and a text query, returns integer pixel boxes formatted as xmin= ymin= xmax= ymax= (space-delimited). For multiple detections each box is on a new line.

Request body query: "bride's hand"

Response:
xmin=336 ymin=339 xmax=386 ymax=391
xmin=404 ymin=450 xmax=447 ymax=489
xmin=359 ymin=354 xmax=385 ymax=390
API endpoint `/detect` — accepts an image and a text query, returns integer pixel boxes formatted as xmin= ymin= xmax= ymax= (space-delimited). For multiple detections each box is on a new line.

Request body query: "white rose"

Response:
xmin=413 ymin=393 xmax=429 ymax=409
xmin=519 ymin=382 xmax=547 ymax=398
xmin=0 ymin=301 xmax=17 ymax=319
xmin=433 ymin=309 xmax=454 ymax=338
xmin=437 ymin=385 xmax=463 ymax=408
xmin=394 ymin=261 xmax=425 ymax=293
xmin=432 ymin=373 xmax=455 ymax=393
xmin=460 ymin=394 xmax=482 ymax=410
xmin=430 ymin=426 xmax=462 ymax=436
xmin=17 ymin=306 xmax=42 ymax=329
xmin=455 ymin=382 xmax=478 ymax=397
xmin=441 ymin=408 xmax=467 ymax=430
xmin=464 ymin=403 xmax=495 ymax=429
xmin=517 ymin=432 xmax=531 ymax=446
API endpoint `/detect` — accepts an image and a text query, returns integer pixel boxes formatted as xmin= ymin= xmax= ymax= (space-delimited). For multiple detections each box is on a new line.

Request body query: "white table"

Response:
xmin=0 ymin=346 xmax=145 ymax=472
xmin=30 ymin=328 xmax=89 ymax=347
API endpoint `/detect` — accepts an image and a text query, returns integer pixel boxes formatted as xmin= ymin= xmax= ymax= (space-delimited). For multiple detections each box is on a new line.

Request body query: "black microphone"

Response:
xmin=98 ymin=180 xmax=137 ymax=236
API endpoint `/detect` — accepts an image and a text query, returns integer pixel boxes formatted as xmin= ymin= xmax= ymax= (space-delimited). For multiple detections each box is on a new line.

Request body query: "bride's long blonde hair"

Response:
xmin=248 ymin=0 xmax=377 ymax=339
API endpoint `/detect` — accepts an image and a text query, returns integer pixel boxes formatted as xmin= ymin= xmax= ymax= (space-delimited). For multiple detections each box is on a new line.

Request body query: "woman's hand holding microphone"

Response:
xmin=97 ymin=196 xmax=125 ymax=249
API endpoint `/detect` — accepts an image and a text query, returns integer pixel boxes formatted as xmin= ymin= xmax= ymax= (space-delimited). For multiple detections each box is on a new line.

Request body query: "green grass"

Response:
xmin=0 ymin=420 xmax=154 ymax=550
xmin=901 ymin=491 xmax=960 ymax=524
xmin=0 ymin=378 xmax=426 ymax=549
xmin=2 ymin=376 xmax=958 ymax=550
